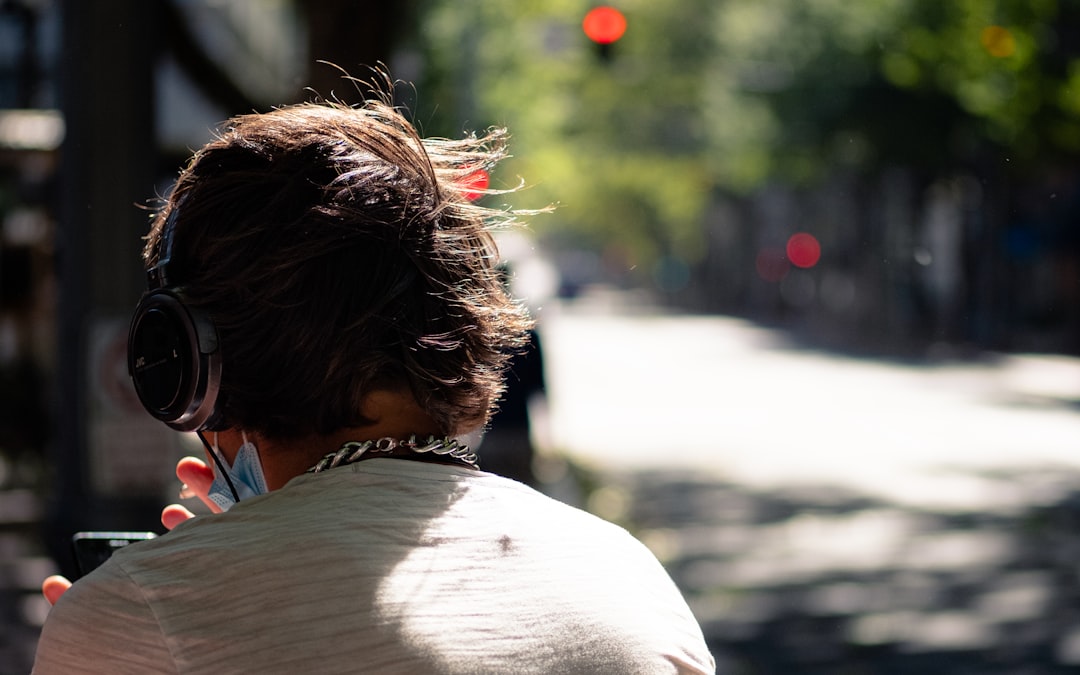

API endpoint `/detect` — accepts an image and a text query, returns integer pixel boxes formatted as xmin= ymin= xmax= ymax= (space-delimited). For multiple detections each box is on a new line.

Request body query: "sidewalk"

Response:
xmin=539 ymin=301 xmax=1080 ymax=512
xmin=536 ymin=297 xmax=1080 ymax=673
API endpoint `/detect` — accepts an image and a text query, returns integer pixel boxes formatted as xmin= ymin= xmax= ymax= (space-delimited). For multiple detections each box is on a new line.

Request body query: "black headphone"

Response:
xmin=127 ymin=206 xmax=223 ymax=432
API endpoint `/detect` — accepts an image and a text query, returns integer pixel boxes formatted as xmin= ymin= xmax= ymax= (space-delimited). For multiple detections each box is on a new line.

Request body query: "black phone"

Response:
xmin=71 ymin=531 xmax=157 ymax=578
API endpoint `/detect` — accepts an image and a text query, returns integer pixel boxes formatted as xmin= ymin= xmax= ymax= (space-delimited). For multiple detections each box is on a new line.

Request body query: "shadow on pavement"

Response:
xmin=584 ymin=465 xmax=1080 ymax=674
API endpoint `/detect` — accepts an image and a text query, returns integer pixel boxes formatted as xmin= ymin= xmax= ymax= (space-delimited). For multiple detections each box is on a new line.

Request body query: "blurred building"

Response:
xmin=0 ymin=3 xmax=413 ymax=672
xmin=0 ymin=1 xmax=62 ymax=670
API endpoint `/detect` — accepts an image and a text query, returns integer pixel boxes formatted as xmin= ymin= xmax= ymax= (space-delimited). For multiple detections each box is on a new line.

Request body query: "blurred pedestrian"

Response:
xmin=479 ymin=261 xmax=547 ymax=487
xmin=33 ymin=81 xmax=715 ymax=673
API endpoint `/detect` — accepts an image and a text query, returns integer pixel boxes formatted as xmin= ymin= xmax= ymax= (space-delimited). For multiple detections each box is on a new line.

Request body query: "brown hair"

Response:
xmin=143 ymin=98 xmax=533 ymax=439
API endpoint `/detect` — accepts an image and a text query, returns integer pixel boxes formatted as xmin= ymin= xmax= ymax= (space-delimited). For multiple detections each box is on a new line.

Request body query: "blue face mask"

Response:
xmin=205 ymin=432 xmax=269 ymax=511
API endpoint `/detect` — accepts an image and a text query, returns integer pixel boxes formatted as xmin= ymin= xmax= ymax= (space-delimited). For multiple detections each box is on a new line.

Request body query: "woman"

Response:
xmin=34 ymin=91 xmax=715 ymax=674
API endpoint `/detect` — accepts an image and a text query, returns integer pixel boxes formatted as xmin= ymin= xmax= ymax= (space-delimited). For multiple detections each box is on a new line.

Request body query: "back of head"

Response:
xmin=143 ymin=97 xmax=532 ymax=440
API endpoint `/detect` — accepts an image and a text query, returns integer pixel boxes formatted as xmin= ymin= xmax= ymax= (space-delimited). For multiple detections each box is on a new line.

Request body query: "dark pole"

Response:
xmin=300 ymin=0 xmax=413 ymax=101
xmin=50 ymin=0 xmax=158 ymax=576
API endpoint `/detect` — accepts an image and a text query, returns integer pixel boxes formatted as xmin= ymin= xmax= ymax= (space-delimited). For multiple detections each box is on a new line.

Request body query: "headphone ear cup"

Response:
xmin=127 ymin=290 xmax=221 ymax=431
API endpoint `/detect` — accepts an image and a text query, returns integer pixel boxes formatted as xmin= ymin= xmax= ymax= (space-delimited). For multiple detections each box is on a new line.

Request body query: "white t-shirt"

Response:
xmin=34 ymin=459 xmax=716 ymax=674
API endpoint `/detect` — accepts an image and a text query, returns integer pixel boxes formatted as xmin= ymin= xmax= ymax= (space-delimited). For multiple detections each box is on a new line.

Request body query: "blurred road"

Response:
xmin=540 ymin=293 xmax=1080 ymax=513
xmin=536 ymin=290 xmax=1080 ymax=674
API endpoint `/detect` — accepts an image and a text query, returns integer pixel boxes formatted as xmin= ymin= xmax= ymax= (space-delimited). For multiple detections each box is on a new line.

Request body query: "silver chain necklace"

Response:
xmin=306 ymin=434 xmax=479 ymax=473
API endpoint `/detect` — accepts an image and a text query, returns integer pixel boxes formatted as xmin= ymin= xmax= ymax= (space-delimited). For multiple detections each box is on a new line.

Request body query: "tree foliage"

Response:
xmin=414 ymin=0 xmax=1080 ymax=274
xmin=417 ymin=0 xmax=714 ymax=268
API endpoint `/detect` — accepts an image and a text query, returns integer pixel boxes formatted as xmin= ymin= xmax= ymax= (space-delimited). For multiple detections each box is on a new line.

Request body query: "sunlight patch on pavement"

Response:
xmin=540 ymin=310 xmax=1080 ymax=512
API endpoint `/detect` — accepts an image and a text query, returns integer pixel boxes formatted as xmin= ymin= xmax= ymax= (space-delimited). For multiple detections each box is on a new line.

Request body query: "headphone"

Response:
xmin=127 ymin=205 xmax=223 ymax=432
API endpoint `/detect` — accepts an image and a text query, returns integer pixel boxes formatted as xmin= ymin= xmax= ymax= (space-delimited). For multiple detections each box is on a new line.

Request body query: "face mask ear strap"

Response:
xmin=197 ymin=430 xmax=240 ymax=503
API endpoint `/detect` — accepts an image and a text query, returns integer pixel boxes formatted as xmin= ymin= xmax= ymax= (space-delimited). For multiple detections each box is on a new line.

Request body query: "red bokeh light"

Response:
xmin=583 ymin=7 xmax=627 ymax=45
xmin=460 ymin=169 xmax=489 ymax=201
xmin=786 ymin=233 xmax=821 ymax=268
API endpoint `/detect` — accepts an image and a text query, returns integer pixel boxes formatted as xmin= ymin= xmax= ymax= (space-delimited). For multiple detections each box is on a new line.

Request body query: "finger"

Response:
xmin=42 ymin=575 xmax=72 ymax=606
xmin=176 ymin=456 xmax=214 ymax=486
xmin=176 ymin=456 xmax=222 ymax=513
xmin=161 ymin=503 xmax=197 ymax=530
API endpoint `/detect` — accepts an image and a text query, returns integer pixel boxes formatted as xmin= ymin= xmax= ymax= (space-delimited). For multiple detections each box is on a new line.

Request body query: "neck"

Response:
xmin=306 ymin=436 xmax=479 ymax=474
xmin=214 ymin=389 xmax=446 ymax=490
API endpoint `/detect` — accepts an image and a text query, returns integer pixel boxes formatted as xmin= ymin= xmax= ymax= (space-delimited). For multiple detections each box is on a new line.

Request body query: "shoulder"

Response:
xmin=34 ymin=561 xmax=174 ymax=674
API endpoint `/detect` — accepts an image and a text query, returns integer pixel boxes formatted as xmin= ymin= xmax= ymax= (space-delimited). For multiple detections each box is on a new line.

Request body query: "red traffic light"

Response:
xmin=583 ymin=6 xmax=626 ymax=45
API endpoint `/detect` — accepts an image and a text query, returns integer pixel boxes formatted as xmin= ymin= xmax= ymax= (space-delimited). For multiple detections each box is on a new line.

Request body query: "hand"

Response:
xmin=42 ymin=456 xmax=223 ymax=606
xmin=162 ymin=456 xmax=223 ymax=528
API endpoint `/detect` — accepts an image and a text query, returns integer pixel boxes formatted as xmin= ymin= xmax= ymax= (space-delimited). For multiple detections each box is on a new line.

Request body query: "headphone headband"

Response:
xmin=146 ymin=200 xmax=181 ymax=290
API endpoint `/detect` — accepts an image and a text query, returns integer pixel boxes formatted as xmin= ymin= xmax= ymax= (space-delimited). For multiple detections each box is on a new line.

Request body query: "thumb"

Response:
xmin=176 ymin=456 xmax=222 ymax=514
